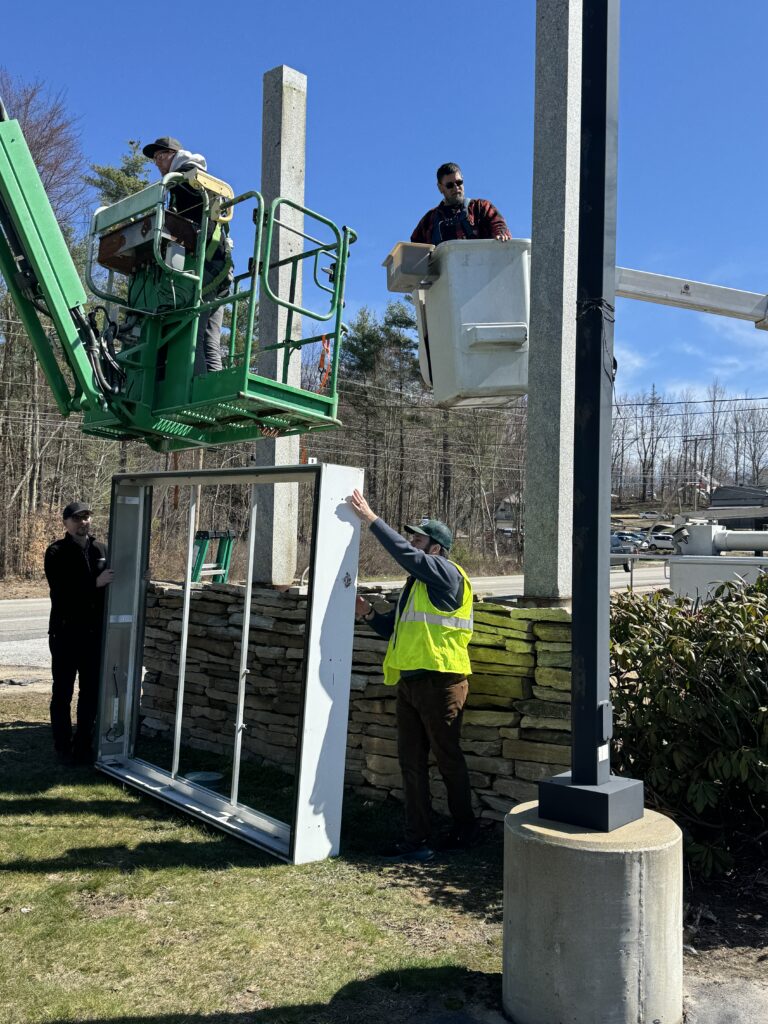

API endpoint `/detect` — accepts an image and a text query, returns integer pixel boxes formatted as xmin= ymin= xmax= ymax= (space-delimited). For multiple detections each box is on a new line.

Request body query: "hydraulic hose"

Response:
xmin=71 ymin=308 xmax=119 ymax=401
xmin=88 ymin=306 xmax=125 ymax=391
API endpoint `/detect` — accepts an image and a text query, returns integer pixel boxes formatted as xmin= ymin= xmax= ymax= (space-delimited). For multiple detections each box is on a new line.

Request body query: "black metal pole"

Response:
xmin=538 ymin=0 xmax=644 ymax=831
xmin=571 ymin=0 xmax=618 ymax=789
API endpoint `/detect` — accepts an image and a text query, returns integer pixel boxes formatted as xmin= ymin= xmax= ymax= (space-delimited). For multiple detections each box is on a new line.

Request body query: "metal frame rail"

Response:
xmin=95 ymin=463 xmax=363 ymax=863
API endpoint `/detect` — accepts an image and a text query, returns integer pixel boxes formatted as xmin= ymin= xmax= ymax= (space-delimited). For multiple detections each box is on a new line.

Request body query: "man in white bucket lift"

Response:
xmin=411 ymin=162 xmax=511 ymax=246
xmin=347 ymin=488 xmax=479 ymax=863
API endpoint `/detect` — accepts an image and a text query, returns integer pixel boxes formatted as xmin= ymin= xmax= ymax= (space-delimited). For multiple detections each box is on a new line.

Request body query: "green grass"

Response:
xmin=131 ymin=734 xmax=297 ymax=824
xmin=0 ymin=690 xmax=503 ymax=1024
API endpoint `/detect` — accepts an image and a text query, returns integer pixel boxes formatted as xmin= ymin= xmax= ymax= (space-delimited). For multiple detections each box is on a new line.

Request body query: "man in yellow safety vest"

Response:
xmin=347 ymin=488 xmax=479 ymax=863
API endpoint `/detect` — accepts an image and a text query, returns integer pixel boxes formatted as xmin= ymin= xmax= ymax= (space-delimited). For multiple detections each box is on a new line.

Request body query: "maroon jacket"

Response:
xmin=410 ymin=198 xmax=511 ymax=245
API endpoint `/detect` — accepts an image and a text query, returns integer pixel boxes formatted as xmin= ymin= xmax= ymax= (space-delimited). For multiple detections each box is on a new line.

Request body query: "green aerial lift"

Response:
xmin=0 ymin=103 xmax=356 ymax=451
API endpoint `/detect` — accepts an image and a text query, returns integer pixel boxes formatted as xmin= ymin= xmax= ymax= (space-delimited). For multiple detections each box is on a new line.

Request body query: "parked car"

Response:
xmin=616 ymin=530 xmax=649 ymax=551
xmin=647 ymin=532 xmax=675 ymax=552
xmin=611 ymin=533 xmax=637 ymax=553
xmin=610 ymin=533 xmax=636 ymax=572
xmin=639 ymin=510 xmax=660 ymax=519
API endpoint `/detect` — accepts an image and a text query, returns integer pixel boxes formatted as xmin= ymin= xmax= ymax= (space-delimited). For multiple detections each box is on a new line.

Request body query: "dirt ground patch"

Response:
xmin=0 ymin=576 xmax=48 ymax=600
xmin=0 ymin=667 xmax=49 ymax=692
xmin=684 ymin=856 xmax=768 ymax=986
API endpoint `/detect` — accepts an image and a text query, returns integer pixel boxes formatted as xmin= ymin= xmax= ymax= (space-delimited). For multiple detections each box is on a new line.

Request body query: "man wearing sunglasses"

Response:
xmin=411 ymin=162 xmax=512 ymax=246
xmin=44 ymin=502 xmax=114 ymax=765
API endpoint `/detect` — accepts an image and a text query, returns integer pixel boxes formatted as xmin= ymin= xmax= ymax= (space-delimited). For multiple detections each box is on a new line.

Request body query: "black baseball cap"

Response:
xmin=62 ymin=501 xmax=92 ymax=520
xmin=405 ymin=518 xmax=452 ymax=551
xmin=142 ymin=136 xmax=182 ymax=158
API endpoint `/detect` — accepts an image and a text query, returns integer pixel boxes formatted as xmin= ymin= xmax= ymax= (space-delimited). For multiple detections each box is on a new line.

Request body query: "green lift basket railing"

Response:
xmin=191 ymin=529 xmax=236 ymax=584
xmin=0 ymin=110 xmax=357 ymax=451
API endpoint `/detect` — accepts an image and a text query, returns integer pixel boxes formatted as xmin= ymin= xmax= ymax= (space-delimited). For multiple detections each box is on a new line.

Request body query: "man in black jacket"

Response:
xmin=44 ymin=501 xmax=114 ymax=764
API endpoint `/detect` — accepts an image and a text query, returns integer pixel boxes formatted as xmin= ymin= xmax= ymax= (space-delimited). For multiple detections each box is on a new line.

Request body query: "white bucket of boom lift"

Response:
xmin=384 ymin=239 xmax=531 ymax=408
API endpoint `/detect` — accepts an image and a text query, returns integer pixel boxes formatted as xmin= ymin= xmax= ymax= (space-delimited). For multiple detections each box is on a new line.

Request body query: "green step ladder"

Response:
xmin=191 ymin=530 xmax=236 ymax=584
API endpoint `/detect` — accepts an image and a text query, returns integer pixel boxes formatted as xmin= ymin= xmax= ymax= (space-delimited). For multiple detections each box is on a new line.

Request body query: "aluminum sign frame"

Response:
xmin=94 ymin=463 xmax=364 ymax=863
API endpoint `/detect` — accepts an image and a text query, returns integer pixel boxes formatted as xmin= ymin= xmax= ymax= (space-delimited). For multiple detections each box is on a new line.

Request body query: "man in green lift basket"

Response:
xmin=143 ymin=135 xmax=233 ymax=374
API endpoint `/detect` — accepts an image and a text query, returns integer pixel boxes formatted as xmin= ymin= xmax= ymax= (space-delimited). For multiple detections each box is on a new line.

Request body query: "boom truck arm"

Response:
xmin=0 ymin=104 xmax=356 ymax=451
xmin=614 ymin=267 xmax=768 ymax=328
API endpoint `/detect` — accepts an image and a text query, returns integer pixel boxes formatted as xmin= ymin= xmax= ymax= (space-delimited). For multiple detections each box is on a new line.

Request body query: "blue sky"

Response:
xmin=4 ymin=0 xmax=768 ymax=399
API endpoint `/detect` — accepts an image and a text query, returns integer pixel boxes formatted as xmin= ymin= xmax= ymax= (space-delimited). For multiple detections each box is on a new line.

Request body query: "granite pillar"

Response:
xmin=252 ymin=65 xmax=306 ymax=584
xmin=523 ymin=0 xmax=582 ymax=603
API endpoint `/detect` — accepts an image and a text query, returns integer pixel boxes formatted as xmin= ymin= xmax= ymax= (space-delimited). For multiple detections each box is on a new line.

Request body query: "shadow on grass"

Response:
xmin=0 ymin=809 xmax=504 ymax=928
xmin=45 ymin=965 xmax=500 ymax=1024
xmin=368 ymin=840 xmax=504 ymax=924
xmin=0 ymin=836 xmax=276 ymax=873
xmin=2 ymin=713 xmax=504 ymax=923
xmin=0 ymin=720 xmax=93 ymax=795
xmin=0 ymin=721 xmax=296 ymax=821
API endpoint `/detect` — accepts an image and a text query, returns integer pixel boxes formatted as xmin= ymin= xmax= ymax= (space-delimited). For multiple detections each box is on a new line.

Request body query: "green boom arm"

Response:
xmin=0 ymin=117 xmax=106 ymax=414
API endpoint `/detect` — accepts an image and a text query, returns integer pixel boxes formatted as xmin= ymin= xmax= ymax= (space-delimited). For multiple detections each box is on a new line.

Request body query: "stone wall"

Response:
xmin=140 ymin=583 xmax=572 ymax=822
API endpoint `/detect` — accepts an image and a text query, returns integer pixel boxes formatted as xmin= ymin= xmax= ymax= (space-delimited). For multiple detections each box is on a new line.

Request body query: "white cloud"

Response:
xmin=703 ymin=256 xmax=768 ymax=291
xmin=613 ymin=339 xmax=647 ymax=382
xmin=696 ymin=313 xmax=764 ymax=347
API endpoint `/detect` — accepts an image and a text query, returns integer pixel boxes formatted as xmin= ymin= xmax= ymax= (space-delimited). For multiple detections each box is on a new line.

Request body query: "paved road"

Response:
xmin=0 ymin=599 xmax=50 ymax=668
xmin=0 ymin=598 xmax=49 ymax=641
xmin=365 ymin=561 xmax=670 ymax=599
xmin=0 ymin=563 xmax=669 ymax=669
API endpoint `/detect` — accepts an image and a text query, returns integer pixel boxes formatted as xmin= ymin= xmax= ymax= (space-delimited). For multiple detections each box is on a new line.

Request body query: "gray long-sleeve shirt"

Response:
xmin=364 ymin=518 xmax=465 ymax=643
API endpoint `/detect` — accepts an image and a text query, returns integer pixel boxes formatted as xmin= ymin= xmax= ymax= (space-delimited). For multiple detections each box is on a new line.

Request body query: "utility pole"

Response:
xmin=682 ymin=434 xmax=712 ymax=512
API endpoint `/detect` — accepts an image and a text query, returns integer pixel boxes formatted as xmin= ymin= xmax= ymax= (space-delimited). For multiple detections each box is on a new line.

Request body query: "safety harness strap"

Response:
xmin=202 ymin=224 xmax=233 ymax=296
xmin=431 ymin=199 xmax=477 ymax=245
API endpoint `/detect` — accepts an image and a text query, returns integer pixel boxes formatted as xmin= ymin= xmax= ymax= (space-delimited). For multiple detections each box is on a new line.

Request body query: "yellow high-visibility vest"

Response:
xmin=382 ymin=562 xmax=473 ymax=685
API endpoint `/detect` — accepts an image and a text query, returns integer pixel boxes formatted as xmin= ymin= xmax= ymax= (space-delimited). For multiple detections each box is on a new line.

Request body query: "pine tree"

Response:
xmin=84 ymin=140 xmax=150 ymax=206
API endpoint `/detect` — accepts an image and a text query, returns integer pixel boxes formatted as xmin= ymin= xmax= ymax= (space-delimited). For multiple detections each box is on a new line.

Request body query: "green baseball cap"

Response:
xmin=405 ymin=518 xmax=452 ymax=551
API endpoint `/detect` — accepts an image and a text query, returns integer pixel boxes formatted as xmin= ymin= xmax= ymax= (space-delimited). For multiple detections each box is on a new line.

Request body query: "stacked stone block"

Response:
xmin=139 ymin=584 xmax=572 ymax=822
xmin=141 ymin=583 xmax=307 ymax=767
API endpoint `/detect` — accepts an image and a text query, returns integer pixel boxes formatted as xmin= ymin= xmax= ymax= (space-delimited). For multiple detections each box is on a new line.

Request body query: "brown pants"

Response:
xmin=396 ymin=672 xmax=475 ymax=844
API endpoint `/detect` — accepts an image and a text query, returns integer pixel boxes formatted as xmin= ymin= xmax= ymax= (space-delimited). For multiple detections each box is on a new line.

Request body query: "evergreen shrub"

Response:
xmin=610 ymin=581 xmax=768 ymax=874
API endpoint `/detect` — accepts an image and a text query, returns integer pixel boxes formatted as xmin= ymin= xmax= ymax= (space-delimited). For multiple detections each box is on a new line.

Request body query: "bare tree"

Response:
xmin=0 ymin=69 xmax=87 ymax=228
xmin=632 ymin=385 xmax=669 ymax=503
xmin=611 ymin=391 xmax=635 ymax=503
xmin=0 ymin=69 xmax=91 ymax=575
xmin=743 ymin=402 xmax=768 ymax=486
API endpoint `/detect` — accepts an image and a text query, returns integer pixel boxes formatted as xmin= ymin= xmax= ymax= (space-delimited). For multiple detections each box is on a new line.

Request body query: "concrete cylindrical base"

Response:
xmin=503 ymin=801 xmax=682 ymax=1024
